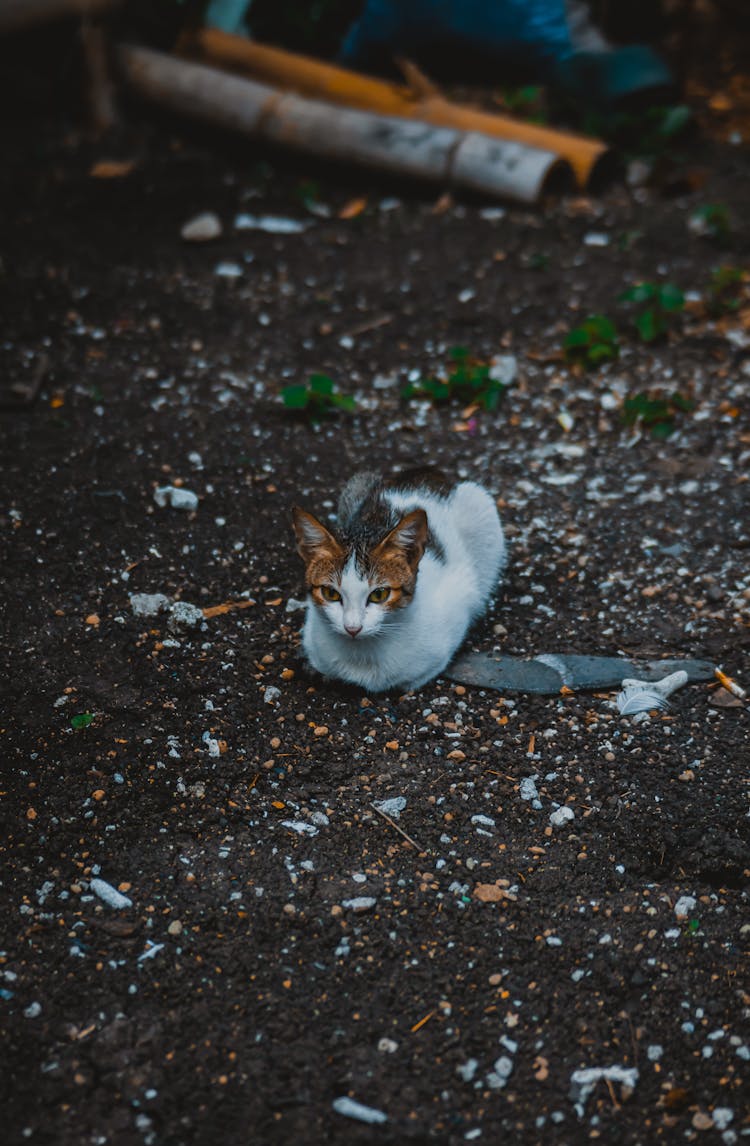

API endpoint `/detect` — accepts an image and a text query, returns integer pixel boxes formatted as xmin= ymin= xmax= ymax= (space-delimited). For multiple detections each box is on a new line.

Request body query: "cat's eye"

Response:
xmin=320 ymin=585 xmax=341 ymax=602
xmin=368 ymin=587 xmax=391 ymax=604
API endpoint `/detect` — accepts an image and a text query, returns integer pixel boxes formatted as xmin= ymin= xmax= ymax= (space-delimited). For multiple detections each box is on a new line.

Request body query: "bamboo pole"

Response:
xmin=119 ymin=45 xmax=573 ymax=204
xmin=0 ymin=0 xmax=118 ymax=32
xmin=187 ymin=28 xmax=611 ymax=189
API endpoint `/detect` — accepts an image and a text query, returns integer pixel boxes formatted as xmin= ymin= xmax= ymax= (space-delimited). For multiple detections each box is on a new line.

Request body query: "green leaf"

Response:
xmin=650 ymin=420 xmax=675 ymax=439
xmin=563 ymin=327 xmax=591 ymax=350
xmin=308 ymin=373 xmax=334 ymax=396
xmin=635 ymin=308 xmax=664 ymax=342
xmin=330 ymin=393 xmax=357 ymax=411
xmin=280 ymin=384 xmax=310 ymax=409
xmin=658 ymin=283 xmax=685 ymax=313
xmin=587 ymin=342 xmax=618 ymax=365
xmin=620 ymin=283 xmax=657 ymax=305
xmin=71 ymin=713 xmax=94 ymax=730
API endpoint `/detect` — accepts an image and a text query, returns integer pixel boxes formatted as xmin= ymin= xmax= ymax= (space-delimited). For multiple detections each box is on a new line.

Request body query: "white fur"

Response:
xmin=300 ymin=481 xmax=506 ymax=691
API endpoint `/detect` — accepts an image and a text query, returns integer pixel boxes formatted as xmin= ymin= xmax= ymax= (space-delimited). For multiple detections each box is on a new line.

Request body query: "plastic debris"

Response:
xmin=341 ymin=896 xmax=377 ymax=912
xmin=281 ymin=820 xmax=319 ymax=836
xmin=616 ymin=670 xmax=688 ymax=715
xmin=447 ymin=652 xmax=714 ymax=694
xmin=90 ymin=878 xmax=132 ymax=910
xmin=332 ymin=1097 xmax=388 ymax=1125
xmin=373 ymin=796 xmax=407 ymax=818
xmin=153 ymin=486 xmax=199 ymax=511
xmin=129 ymin=592 xmax=170 ymax=618
xmin=234 ymin=213 xmax=309 ymax=234
xmin=674 ymin=895 xmax=697 ymax=918
xmin=168 ymin=601 xmax=205 ymax=630
xmin=181 ymin=211 xmax=222 ymax=241
xmin=569 ymin=1065 xmax=638 ymax=1112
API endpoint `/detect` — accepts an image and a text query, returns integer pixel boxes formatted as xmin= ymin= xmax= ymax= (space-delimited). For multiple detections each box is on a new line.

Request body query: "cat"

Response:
xmin=292 ymin=467 xmax=506 ymax=692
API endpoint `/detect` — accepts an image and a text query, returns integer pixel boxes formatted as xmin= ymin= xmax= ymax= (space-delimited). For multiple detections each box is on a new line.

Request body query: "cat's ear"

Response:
xmin=292 ymin=507 xmax=343 ymax=564
xmin=374 ymin=508 xmax=428 ymax=572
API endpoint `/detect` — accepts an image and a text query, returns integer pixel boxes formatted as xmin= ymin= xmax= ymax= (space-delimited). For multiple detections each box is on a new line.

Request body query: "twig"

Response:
xmin=1 ymin=351 xmax=49 ymax=408
xmin=410 ymin=1009 xmax=436 ymax=1033
xmin=369 ymin=802 xmax=427 ymax=855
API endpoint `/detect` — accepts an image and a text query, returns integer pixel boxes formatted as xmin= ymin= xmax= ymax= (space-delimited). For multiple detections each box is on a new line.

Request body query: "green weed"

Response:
xmin=402 ymin=347 xmax=508 ymax=412
xmin=280 ymin=373 xmax=356 ymax=421
xmin=619 ymin=281 xmax=685 ymax=342
xmin=621 ymin=391 xmax=694 ymax=439
xmin=563 ymin=315 xmax=619 ymax=369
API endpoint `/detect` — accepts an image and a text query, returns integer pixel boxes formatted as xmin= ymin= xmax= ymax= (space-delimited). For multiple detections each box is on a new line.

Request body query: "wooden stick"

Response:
xmin=369 ymin=802 xmax=426 ymax=855
xmin=187 ymin=28 xmax=611 ymax=189
xmin=119 ymin=45 xmax=571 ymax=205
xmin=0 ymin=0 xmax=117 ymax=32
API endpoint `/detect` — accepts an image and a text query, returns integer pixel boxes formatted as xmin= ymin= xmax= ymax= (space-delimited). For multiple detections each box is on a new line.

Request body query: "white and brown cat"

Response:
xmin=292 ymin=468 xmax=506 ymax=692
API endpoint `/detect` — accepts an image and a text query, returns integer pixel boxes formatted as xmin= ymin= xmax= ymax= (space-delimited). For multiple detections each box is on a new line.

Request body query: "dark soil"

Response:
xmin=1 ymin=95 xmax=749 ymax=1146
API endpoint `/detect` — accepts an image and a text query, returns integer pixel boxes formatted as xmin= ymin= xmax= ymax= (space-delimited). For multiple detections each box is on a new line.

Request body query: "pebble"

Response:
xmin=674 ymin=895 xmax=697 ymax=918
xmin=234 ymin=213 xmax=309 ymax=234
xmin=90 ymin=878 xmax=132 ymax=910
xmin=377 ymin=1038 xmax=398 ymax=1054
xmin=487 ymin=1055 xmax=514 ymax=1089
xmin=519 ymin=777 xmax=540 ymax=803
xmin=373 ymin=796 xmax=406 ymax=818
xmin=24 ymin=1002 xmax=42 ymax=1019
xmin=488 ymin=354 xmax=518 ymax=387
xmin=332 ymin=1097 xmax=387 ymax=1125
xmin=169 ymin=601 xmax=204 ymax=629
xmin=153 ymin=486 xmax=199 ymax=511
xmin=129 ymin=592 xmax=170 ymax=618
xmin=167 ymin=920 xmax=183 ymax=936
xmin=549 ymin=805 xmax=575 ymax=827
xmin=456 ymin=1058 xmax=479 ymax=1082
xmin=341 ymin=897 xmax=376 ymax=913
xmin=180 ymin=211 xmax=222 ymax=242
xmin=214 ymin=261 xmax=243 ymax=278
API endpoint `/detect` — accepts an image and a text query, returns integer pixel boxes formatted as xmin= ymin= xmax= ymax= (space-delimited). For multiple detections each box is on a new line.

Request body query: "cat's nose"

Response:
xmin=345 ymin=624 xmax=362 ymax=638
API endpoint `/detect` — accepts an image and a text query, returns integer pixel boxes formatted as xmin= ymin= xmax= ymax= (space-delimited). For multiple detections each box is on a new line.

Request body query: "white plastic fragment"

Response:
xmin=488 ymin=354 xmax=518 ymax=387
xmin=487 ymin=1055 xmax=514 ymax=1089
xmin=373 ymin=796 xmax=406 ymax=819
xmin=332 ymin=1097 xmax=388 ymax=1125
xmin=137 ymin=943 xmax=165 ymax=963
xmin=282 ymin=820 xmax=319 ymax=837
xmin=129 ymin=592 xmax=170 ymax=618
xmin=549 ymin=805 xmax=575 ymax=827
xmin=616 ymin=670 xmax=688 ymax=715
xmin=569 ymin=1065 xmax=638 ymax=1112
xmin=90 ymin=878 xmax=132 ymax=910
xmin=181 ymin=211 xmax=222 ymax=241
xmin=153 ymin=486 xmax=199 ymax=511
xmin=674 ymin=895 xmax=697 ymax=918
xmin=456 ymin=1058 xmax=479 ymax=1082
xmin=169 ymin=601 xmax=205 ymax=629
xmin=234 ymin=213 xmax=309 ymax=234
xmin=342 ymin=896 xmax=377 ymax=912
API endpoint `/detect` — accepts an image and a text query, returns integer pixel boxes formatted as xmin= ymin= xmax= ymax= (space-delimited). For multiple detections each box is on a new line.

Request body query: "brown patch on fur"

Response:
xmin=292 ymin=507 xmax=347 ymax=606
xmin=368 ymin=509 xmax=428 ymax=608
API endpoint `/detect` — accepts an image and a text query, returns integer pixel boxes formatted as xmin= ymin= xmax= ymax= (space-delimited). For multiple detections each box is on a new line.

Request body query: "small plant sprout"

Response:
xmin=280 ymin=373 xmax=356 ymax=422
xmin=689 ymin=203 xmax=732 ymax=241
xmin=563 ymin=315 xmax=619 ymax=369
xmin=705 ymin=265 xmax=746 ymax=316
xmin=621 ymin=390 xmax=694 ymax=439
xmin=618 ymin=281 xmax=685 ymax=343
xmin=402 ymin=347 xmax=509 ymax=411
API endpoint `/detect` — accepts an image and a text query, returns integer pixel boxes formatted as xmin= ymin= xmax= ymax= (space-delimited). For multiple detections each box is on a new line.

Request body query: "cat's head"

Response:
xmin=292 ymin=505 xmax=428 ymax=639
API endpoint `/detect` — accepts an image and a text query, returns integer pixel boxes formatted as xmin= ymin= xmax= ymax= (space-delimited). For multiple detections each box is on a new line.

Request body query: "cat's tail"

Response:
xmin=450 ymin=482 xmax=507 ymax=600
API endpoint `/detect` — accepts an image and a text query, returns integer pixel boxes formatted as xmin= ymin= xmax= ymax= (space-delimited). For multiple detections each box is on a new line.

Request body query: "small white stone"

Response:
xmin=373 ymin=797 xmax=406 ymax=819
xmin=674 ymin=895 xmax=697 ymax=918
xmin=130 ymin=592 xmax=170 ymax=618
xmin=181 ymin=211 xmax=222 ymax=242
xmin=549 ymin=805 xmax=574 ymax=827
xmin=169 ymin=601 xmax=204 ymax=629
xmin=90 ymin=878 xmax=132 ymax=910
xmin=341 ymin=896 xmax=377 ymax=913
xmin=332 ymin=1097 xmax=387 ymax=1125
xmin=24 ymin=1002 xmax=42 ymax=1019
xmin=153 ymin=486 xmax=199 ymax=512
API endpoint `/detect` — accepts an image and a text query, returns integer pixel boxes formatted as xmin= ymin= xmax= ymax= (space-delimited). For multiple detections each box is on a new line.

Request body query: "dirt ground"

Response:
xmin=1 ymin=82 xmax=750 ymax=1146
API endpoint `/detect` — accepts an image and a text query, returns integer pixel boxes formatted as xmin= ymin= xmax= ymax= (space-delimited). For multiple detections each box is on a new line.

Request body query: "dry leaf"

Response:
xmin=338 ymin=196 xmax=367 ymax=219
xmin=89 ymin=159 xmax=137 ymax=179
xmin=202 ymin=600 xmax=256 ymax=619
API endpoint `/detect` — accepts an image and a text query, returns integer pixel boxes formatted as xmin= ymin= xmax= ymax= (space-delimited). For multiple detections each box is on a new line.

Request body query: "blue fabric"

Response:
xmin=341 ymin=0 xmax=575 ymax=74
